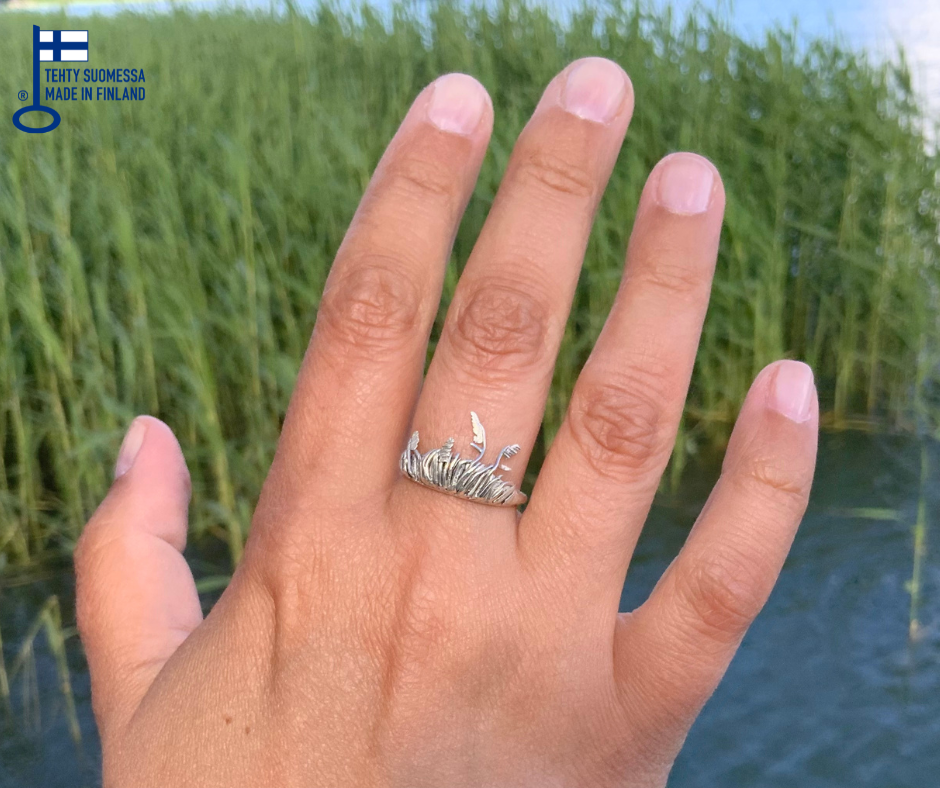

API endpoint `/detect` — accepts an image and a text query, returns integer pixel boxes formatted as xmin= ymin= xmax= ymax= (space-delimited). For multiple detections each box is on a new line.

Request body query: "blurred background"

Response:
xmin=0 ymin=0 xmax=938 ymax=785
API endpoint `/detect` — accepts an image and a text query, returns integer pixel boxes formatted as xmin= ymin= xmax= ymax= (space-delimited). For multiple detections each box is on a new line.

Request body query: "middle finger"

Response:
xmin=397 ymin=58 xmax=634 ymax=529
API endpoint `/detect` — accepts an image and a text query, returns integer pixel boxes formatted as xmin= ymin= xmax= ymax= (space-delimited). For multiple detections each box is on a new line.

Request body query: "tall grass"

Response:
xmin=0 ymin=594 xmax=81 ymax=743
xmin=0 ymin=1 xmax=938 ymax=567
xmin=908 ymin=443 xmax=930 ymax=641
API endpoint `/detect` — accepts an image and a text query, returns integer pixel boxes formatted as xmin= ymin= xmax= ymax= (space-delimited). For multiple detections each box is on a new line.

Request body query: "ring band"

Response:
xmin=400 ymin=412 xmax=527 ymax=507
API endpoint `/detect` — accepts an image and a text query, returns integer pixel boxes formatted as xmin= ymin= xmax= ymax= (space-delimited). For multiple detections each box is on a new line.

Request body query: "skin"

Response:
xmin=75 ymin=58 xmax=818 ymax=787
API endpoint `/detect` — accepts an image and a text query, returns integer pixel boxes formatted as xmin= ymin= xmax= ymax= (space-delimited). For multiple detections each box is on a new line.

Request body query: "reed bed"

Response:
xmin=0 ymin=1 xmax=937 ymax=568
xmin=0 ymin=594 xmax=81 ymax=743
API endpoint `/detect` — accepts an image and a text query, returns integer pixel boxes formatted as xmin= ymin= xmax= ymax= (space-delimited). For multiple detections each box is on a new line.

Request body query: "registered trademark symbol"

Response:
xmin=18 ymin=91 xmax=28 ymax=102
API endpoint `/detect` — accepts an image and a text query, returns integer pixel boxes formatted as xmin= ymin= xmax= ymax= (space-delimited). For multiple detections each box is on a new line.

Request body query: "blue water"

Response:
xmin=2 ymin=434 xmax=938 ymax=786
xmin=624 ymin=434 xmax=940 ymax=786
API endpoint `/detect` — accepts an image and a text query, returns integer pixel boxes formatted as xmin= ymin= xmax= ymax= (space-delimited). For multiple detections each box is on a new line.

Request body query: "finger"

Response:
xmin=272 ymin=74 xmax=493 ymax=499
xmin=75 ymin=417 xmax=201 ymax=742
xmin=521 ymin=153 xmax=724 ymax=594
xmin=398 ymin=58 xmax=633 ymax=522
xmin=615 ymin=361 xmax=818 ymax=746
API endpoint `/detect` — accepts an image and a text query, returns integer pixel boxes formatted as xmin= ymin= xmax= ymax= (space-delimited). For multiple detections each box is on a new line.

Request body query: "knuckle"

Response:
xmin=732 ymin=453 xmax=812 ymax=507
xmin=318 ymin=258 xmax=422 ymax=358
xmin=674 ymin=550 xmax=765 ymax=644
xmin=448 ymin=281 xmax=551 ymax=373
xmin=519 ymin=146 xmax=595 ymax=200
xmin=383 ymin=148 xmax=459 ymax=203
xmin=264 ymin=556 xmax=327 ymax=639
xmin=260 ymin=534 xmax=353 ymax=649
xmin=629 ymin=260 xmax=707 ymax=299
xmin=74 ymin=521 xmax=129 ymax=629
xmin=567 ymin=372 xmax=670 ymax=479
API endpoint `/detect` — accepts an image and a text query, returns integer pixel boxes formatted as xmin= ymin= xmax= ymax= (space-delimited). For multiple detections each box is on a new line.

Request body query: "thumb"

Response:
xmin=75 ymin=416 xmax=202 ymax=740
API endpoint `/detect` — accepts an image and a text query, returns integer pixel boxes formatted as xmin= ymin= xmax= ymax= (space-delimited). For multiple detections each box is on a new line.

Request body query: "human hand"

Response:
xmin=76 ymin=58 xmax=817 ymax=787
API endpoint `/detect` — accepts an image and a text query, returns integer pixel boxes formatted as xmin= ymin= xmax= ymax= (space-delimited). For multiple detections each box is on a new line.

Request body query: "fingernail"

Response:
xmin=769 ymin=362 xmax=815 ymax=423
xmin=427 ymin=73 xmax=488 ymax=135
xmin=657 ymin=153 xmax=715 ymax=215
xmin=561 ymin=57 xmax=627 ymax=124
xmin=115 ymin=418 xmax=147 ymax=479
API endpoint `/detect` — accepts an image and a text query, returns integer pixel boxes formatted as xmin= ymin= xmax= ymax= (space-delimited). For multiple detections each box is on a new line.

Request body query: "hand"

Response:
xmin=76 ymin=58 xmax=817 ymax=787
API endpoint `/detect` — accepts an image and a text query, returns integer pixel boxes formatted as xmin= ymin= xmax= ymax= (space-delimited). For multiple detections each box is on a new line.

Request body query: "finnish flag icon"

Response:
xmin=38 ymin=29 xmax=89 ymax=62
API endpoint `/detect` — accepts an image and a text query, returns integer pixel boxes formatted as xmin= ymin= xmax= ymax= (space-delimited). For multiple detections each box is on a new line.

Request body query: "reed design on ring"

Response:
xmin=400 ymin=412 xmax=528 ymax=507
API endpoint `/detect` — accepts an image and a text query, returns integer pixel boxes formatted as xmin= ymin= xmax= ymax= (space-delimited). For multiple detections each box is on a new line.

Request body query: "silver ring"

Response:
xmin=400 ymin=412 xmax=527 ymax=507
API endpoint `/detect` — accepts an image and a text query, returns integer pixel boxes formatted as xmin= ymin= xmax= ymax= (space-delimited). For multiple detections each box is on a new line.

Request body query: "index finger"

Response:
xmin=268 ymin=74 xmax=493 ymax=503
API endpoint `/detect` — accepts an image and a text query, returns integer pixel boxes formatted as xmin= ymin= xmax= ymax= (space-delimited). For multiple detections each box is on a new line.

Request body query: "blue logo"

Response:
xmin=13 ymin=25 xmax=146 ymax=134
xmin=13 ymin=26 xmax=87 ymax=133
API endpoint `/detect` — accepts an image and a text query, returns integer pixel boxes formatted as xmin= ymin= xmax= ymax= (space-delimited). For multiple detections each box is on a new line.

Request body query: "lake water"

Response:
xmin=2 ymin=432 xmax=938 ymax=786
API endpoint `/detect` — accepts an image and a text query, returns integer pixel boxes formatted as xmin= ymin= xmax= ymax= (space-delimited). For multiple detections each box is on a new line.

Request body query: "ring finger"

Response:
xmin=396 ymin=58 xmax=634 ymax=533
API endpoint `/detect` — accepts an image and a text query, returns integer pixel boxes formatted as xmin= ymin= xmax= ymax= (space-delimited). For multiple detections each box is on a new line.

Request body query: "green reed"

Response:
xmin=0 ymin=1 xmax=937 ymax=568
xmin=0 ymin=594 xmax=81 ymax=744
xmin=907 ymin=444 xmax=930 ymax=641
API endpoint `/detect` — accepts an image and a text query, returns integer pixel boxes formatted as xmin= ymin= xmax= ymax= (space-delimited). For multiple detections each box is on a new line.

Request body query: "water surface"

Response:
xmin=1 ymin=432 xmax=937 ymax=786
